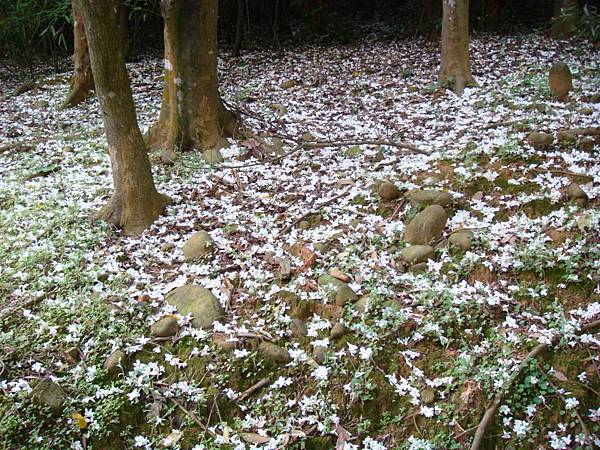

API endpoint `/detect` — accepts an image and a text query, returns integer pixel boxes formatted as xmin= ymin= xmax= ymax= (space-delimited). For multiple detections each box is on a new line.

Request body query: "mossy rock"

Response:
xmin=522 ymin=198 xmax=561 ymax=219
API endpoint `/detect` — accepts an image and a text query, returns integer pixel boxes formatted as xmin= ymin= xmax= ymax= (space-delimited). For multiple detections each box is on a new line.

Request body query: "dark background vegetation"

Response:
xmin=1 ymin=0 xmax=599 ymax=64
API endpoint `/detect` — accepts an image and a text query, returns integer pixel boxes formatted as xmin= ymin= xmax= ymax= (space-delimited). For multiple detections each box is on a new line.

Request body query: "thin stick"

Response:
xmin=279 ymin=189 xmax=350 ymax=235
xmin=302 ymin=139 xmax=430 ymax=156
xmin=169 ymin=397 xmax=217 ymax=438
xmin=470 ymin=319 xmax=600 ymax=450
xmin=234 ymin=378 xmax=270 ymax=403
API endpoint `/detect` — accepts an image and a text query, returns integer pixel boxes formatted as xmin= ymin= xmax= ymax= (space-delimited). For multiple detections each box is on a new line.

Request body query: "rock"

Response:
xmin=512 ymin=122 xmax=531 ymax=132
xmin=64 ymin=347 xmax=79 ymax=364
xmin=269 ymin=103 xmax=287 ymax=115
xmin=165 ymin=285 xmax=224 ymax=329
xmin=290 ymin=319 xmax=308 ymax=338
xmin=329 ymin=268 xmax=350 ymax=283
xmin=565 ymin=183 xmax=587 ymax=201
xmin=556 ymin=130 xmax=577 ymax=144
xmin=258 ymin=342 xmax=291 ymax=364
xmin=590 ymin=94 xmax=600 ymax=104
xmin=472 ymin=191 xmax=484 ymax=201
xmin=150 ymin=316 xmax=179 ymax=337
xmin=318 ymin=275 xmax=358 ymax=306
xmin=213 ymin=334 xmax=236 ymax=351
xmin=400 ymin=245 xmax=434 ymax=264
xmin=410 ymin=262 xmax=428 ymax=272
xmin=579 ymin=107 xmax=593 ymax=116
xmin=31 ymin=380 xmax=66 ymax=416
xmin=202 ymin=149 xmax=224 ymax=165
xmin=302 ymin=132 xmax=315 ymax=142
xmin=280 ymin=80 xmax=297 ymax=89
xmin=526 ymin=132 xmax=553 ymax=150
xmin=449 ymin=230 xmax=474 ymax=251
xmin=62 ymin=145 xmax=74 ymax=153
xmin=330 ymin=322 xmax=346 ymax=340
xmin=549 ymin=63 xmax=573 ymax=100
xmin=355 ymin=294 xmax=375 ymax=314
xmin=103 ymin=349 xmax=127 ymax=377
xmin=404 ymin=205 xmax=448 ymax=245
xmin=161 ymin=242 xmax=175 ymax=252
xmin=312 ymin=346 xmax=326 ymax=364
xmin=182 ymin=231 xmax=214 ymax=260
xmin=405 ymin=189 xmax=453 ymax=207
xmin=345 ymin=145 xmax=362 ymax=157
xmin=33 ymin=99 xmax=49 ymax=109
xmin=579 ymin=137 xmax=594 ymax=151
xmin=421 ymin=389 xmax=436 ymax=405
xmin=378 ymin=182 xmax=401 ymax=201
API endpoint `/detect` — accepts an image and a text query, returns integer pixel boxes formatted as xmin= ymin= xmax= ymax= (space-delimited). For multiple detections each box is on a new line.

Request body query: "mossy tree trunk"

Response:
xmin=147 ymin=0 xmax=239 ymax=163
xmin=439 ymin=0 xmax=475 ymax=96
xmin=76 ymin=0 xmax=170 ymax=235
xmin=63 ymin=0 xmax=94 ymax=107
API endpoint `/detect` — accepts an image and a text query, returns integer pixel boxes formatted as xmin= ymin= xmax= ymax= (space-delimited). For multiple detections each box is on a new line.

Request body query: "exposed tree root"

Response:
xmin=95 ymin=192 xmax=171 ymax=235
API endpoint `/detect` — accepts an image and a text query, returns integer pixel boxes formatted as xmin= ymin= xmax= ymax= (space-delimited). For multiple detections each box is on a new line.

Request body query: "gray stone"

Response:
xmin=579 ymin=107 xmax=593 ymax=116
xmin=556 ymin=130 xmax=577 ymax=144
xmin=312 ymin=346 xmax=326 ymax=364
xmin=400 ymin=245 xmax=434 ymax=264
xmin=590 ymin=94 xmax=600 ymax=104
xmin=202 ymin=149 xmax=224 ymax=165
xmin=579 ymin=137 xmax=594 ymax=151
xmin=405 ymin=190 xmax=452 ymax=207
xmin=31 ymin=380 xmax=66 ymax=416
xmin=330 ymin=322 xmax=346 ymax=340
xmin=566 ymin=183 xmax=587 ymax=201
xmin=165 ymin=285 xmax=224 ymax=329
xmin=527 ymin=132 xmax=553 ymax=150
xmin=377 ymin=182 xmax=401 ymax=201
xmin=448 ymin=230 xmax=474 ymax=251
xmin=103 ymin=349 xmax=127 ymax=377
xmin=345 ymin=145 xmax=362 ymax=157
xmin=150 ymin=316 xmax=179 ymax=337
xmin=318 ymin=274 xmax=357 ymax=306
xmin=290 ymin=319 xmax=308 ymax=338
xmin=259 ymin=342 xmax=291 ymax=364
xmin=549 ymin=63 xmax=572 ymax=100
xmin=182 ymin=231 xmax=214 ymax=261
xmin=404 ymin=205 xmax=448 ymax=245
xmin=33 ymin=99 xmax=49 ymax=109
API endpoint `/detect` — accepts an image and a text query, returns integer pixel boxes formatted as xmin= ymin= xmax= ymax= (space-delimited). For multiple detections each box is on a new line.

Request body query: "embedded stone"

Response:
xmin=182 ymin=231 xmax=214 ymax=260
xmin=405 ymin=190 xmax=453 ymax=207
xmin=449 ymin=230 xmax=474 ymax=251
xmin=526 ymin=132 xmax=553 ymax=150
xmin=549 ymin=62 xmax=572 ymax=100
xmin=150 ymin=316 xmax=179 ymax=337
xmin=404 ymin=205 xmax=448 ymax=245
xmin=31 ymin=380 xmax=66 ymax=416
xmin=565 ymin=183 xmax=587 ymax=201
xmin=400 ymin=245 xmax=434 ymax=264
xmin=330 ymin=322 xmax=346 ymax=340
xmin=259 ymin=342 xmax=291 ymax=364
xmin=103 ymin=349 xmax=128 ymax=377
xmin=202 ymin=149 xmax=224 ymax=165
xmin=318 ymin=274 xmax=358 ymax=306
xmin=165 ymin=285 xmax=224 ymax=329
xmin=290 ymin=319 xmax=308 ymax=338
xmin=556 ymin=130 xmax=577 ymax=144
xmin=377 ymin=181 xmax=401 ymax=201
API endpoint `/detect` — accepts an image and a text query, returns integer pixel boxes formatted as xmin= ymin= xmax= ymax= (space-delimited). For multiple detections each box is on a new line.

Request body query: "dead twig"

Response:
xmin=168 ymin=397 xmax=217 ymax=438
xmin=280 ymin=189 xmax=350 ymax=235
xmin=301 ymin=138 xmax=430 ymax=156
xmin=470 ymin=318 xmax=600 ymax=450
xmin=234 ymin=377 xmax=270 ymax=403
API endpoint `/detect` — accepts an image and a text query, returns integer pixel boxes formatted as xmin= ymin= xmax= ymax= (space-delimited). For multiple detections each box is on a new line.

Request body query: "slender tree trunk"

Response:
xmin=439 ymin=0 xmax=474 ymax=96
xmin=63 ymin=0 xmax=94 ymax=107
xmin=147 ymin=0 xmax=239 ymax=164
xmin=233 ymin=0 xmax=244 ymax=57
xmin=551 ymin=0 xmax=579 ymax=38
xmin=76 ymin=0 xmax=170 ymax=235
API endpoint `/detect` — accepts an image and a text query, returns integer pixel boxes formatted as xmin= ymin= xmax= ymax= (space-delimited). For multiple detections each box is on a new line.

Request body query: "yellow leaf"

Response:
xmin=72 ymin=412 xmax=87 ymax=429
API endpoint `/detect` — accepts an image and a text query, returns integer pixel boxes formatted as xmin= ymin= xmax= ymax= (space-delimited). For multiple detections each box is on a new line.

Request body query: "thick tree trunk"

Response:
xmin=147 ymin=0 xmax=239 ymax=163
xmin=63 ymin=0 xmax=94 ymax=107
xmin=76 ymin=0 xmax=170 ymax=235
xmin=551 ymin=0 xmax=579 ymax=38
xmin=420 ymin=0 xmax=443 ymax=40
xmin=439 ymin=0 xmax=475 ymax=96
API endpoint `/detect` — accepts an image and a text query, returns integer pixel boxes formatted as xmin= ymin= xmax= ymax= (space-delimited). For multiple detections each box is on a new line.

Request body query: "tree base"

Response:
xmin=96 ymin=192 xmax=171 ymax=235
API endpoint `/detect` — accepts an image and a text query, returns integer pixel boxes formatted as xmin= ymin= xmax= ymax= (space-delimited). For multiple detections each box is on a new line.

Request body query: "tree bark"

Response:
xmin=76 ymin=0 xmax=170 ymax=235
xmin=439 ymin=0 xmax=475 ymax=96
xmin=551 ymin=0 xmax=580 ymax=38
xmin=147 ymin=0 xmax=239 ymax=163
xmin=63 ymin=0 xmax=94 ymax=107
xmin=233 ymin=0 xmax=244 ymax=57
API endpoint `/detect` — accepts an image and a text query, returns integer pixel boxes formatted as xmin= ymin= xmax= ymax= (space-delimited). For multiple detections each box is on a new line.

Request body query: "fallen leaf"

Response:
xmin=162 ymin=430 xmax=182 ymax=447
xmin=71 ymin=412 xmax=87 ymax=429
xmin=239 ymin=432 xmax=271 ymax=444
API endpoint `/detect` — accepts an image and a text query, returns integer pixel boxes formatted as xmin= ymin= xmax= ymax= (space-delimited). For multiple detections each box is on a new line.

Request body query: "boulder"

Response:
xmin=565 ymin=183 xmax=587 ymax=201
xmin=404 ymin=205 xmax=448 ymax=245
xmin=165 ymin=285 xmax=224 ymax=329
xmin=31 ymin=380 xmax=66 ymax=416
xmin=549 ymin=63 xmax=572 ymax=100
xmin=182 ymin=231 xmax=214 ymax=260
xmin=150 ymin=316 xmax=179 ymax=337
xmin=405 ymin=190 xmax=452 ymax=207
xmin=449 ymin=230 xmax=474 ymax=251
xmin=103 ymin=349 xmax=128 ymax=377
xmin=318 ymin=274 xmax=358 ymax=306
xmin=377 ymin=182 xmax=401 ymax=201
xmin=527 ymin=132 xmax=553 ymax=150
xmin=556 ymin=130 xmax=577 ymax=144
xmin=259 ymin=342 xmax=291 ymax=364
xmin=400 ymin=245 xmax=434 ymax=264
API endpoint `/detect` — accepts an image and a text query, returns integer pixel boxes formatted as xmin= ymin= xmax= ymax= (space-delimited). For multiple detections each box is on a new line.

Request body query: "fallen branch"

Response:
xmin=470 ymin=318 xmax=600 ymax=450
xmin=168 ymin=397 xmax=217 ymax=438
xmin=234 ymin=377 xmax=270 ymax=403
xmin=279 ymin=189 xmax=350 ymax=235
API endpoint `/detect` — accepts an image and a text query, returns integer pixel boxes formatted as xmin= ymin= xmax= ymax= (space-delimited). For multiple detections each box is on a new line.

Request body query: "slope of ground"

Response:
xmin=0 ymin=32 xmax=599 ymax=449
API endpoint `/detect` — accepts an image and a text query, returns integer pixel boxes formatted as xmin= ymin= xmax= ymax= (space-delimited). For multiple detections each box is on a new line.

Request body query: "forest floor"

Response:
xmin=1 ymin=31 xmax=600 ymax=450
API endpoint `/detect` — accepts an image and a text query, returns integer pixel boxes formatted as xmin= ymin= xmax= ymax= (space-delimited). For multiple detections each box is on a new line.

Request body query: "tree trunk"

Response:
xmin=147 ymin=0 xmax=239 ymax=163
xmin=233 ymin=0 xmax=244 ymax=57
xmin=76 ymin=0 xmax=170 ymax=235
xmin=63 ymin=0 xmax=94 ymax=107
xmin=439 ymin=0 xmax=474 ymax=96
xmin=551 ymin=0 xmax=579 ymax=38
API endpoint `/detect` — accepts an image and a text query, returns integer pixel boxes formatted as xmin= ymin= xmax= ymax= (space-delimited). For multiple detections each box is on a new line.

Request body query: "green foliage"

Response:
xmin=576 ymin=4 xmax=600 ymax=41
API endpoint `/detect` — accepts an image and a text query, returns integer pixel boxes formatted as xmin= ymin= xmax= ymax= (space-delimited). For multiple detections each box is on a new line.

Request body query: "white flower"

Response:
xmin=233 ymin=349 xmax=250 ymax=358
xmin=513 ymin=419 xmax=529 ymax=437
xmin=564 ymin=397 xmax=579 ymax=410
xmin=359 ymin=347 xmax=373 ymax=360
xmin=312 ymin=365 xmax=329 ymax=381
